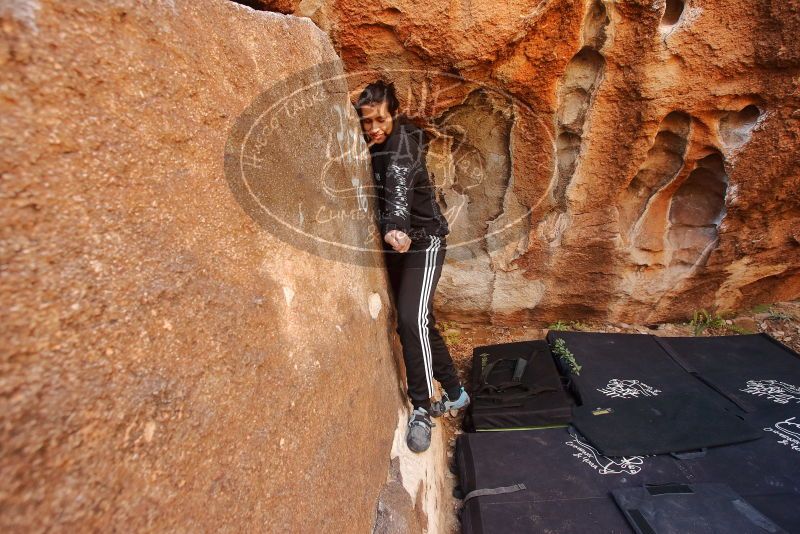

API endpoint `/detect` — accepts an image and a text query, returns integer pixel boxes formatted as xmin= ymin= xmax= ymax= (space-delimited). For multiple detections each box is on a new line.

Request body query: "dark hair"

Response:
xmin=356 ymin=80 xmax=400 ymax=117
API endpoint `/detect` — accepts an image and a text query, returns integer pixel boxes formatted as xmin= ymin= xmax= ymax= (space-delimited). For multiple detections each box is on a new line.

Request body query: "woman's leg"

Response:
xmin=394 ymin=236 xmax=460 ymax=409
xmin=423 ymin=238 xmax=461 ymax=396
xmin=383 ymin=241 xmax=404 ymax=302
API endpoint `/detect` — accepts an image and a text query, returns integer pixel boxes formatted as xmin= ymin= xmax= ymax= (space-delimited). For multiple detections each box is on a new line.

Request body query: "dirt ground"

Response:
xmin=436 ymin=300 xmax=800 ymax=532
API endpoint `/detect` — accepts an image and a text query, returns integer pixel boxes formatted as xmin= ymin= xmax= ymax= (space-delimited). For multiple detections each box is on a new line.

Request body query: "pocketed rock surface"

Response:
xmin=278 ymin=0 xmax=800 ymax=324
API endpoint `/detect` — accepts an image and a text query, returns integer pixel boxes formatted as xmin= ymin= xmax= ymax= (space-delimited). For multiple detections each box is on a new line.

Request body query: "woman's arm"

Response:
xmin=380 ymin=124 xmax=429 ymax=253
xmin=381 ymin=155 xmax=420 ymax=253
xmin=383 ymin=161 xmax=413 ymax=232
xmin=381 ymin=130 xmax=425 ymax=231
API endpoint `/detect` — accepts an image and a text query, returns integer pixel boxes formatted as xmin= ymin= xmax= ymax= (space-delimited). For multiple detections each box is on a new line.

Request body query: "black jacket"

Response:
xmin=368 ymin=115 xmax=450 ymax=241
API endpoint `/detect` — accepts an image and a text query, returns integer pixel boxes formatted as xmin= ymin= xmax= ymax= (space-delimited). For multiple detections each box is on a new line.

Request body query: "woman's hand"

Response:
xmin=385 ymin=230 xmax=411 ymax=253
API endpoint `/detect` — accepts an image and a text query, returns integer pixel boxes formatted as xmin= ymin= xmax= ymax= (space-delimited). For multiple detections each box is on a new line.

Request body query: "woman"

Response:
xmin=356 ymin=80 xmax=469 ymax=453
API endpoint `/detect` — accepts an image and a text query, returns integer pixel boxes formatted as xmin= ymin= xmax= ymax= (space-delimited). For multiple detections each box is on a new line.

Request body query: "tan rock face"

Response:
xmin=295 ymin=0 xmax=800 ymax=323
xmin=1 ymin=1 xmax=408 ymax=531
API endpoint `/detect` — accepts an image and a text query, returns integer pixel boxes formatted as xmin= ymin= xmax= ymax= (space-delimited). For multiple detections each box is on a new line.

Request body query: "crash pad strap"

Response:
xmin=476 ymin=357 xmax=557 ymax=403
xmin=646 ymin=483 xmax=694 ymax=496
xmin=480 ymin=358 xmax=526 ymax=385
xmin=462 ymin=483 xmax=527 ymax=504
xmin=512 ymin=358 xmax=527 ymax=382
xmin=626 ymin=509 xmax=657 ymax=534
xmin=474 ymin=383 xmax=558 ymax=403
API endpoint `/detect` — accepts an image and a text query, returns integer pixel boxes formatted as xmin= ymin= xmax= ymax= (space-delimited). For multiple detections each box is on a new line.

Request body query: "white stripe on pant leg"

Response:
xmin=420 ymin=236 xmax=440 ymax=396
xmin=419 ymin=239 xmax=436 ymax=396
xmin=418 ymin=236 xmax=438 ymax=398
xmin=417 ymin=237 xmax=437 ymax=398
xmin=420 ymin=237 xmax=438 ymax=397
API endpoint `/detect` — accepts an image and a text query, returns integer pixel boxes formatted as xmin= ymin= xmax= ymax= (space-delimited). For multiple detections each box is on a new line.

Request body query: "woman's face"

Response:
xmin=359 ymin=100 xmax=393 ymax=145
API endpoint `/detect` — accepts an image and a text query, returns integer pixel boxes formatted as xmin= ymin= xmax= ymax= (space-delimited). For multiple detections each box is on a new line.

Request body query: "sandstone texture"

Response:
xmin=286 ymin=0 xmax=800 ymax=324
xmin=0 ymin=1 xmax=416 ymax=531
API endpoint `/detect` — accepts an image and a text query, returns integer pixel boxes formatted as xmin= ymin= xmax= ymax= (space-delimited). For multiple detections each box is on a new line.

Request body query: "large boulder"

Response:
xmin=0 ymin=1 xmax=434 ymax=531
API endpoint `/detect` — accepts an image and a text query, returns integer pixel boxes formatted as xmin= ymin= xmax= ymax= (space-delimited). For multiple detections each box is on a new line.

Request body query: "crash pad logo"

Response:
xmin=597 ymin=379 xmax=661 ymax=399
xmin=741 ymin=379 xmax=800 ymax=405
xmin=763 ymin=416 xmax=800 ymax=453
xmin=223 ymin=56 xmax=550 ymax=266
xmin=565 ymin=437 xmax=644 ymax=475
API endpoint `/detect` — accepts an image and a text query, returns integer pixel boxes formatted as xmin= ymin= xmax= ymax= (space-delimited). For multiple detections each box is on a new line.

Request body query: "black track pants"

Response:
xmin=384 ymin=235 xmax=460 ymax=409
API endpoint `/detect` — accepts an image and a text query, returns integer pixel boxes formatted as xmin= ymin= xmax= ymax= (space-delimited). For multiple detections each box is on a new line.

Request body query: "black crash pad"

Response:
xmin=656 ymin=334 xmax=800 ymax=413
xmin=672 ymin=406 xmax=800 ymax=532
xmin=466 ymin=340 xmax=573 ymax=431
xmin=676 ymin=406 xmax=800 ymax=496
xmin=611 ymin=483 xmax=788 ymax=534
xmin=457 ymin=409 xmax=800 ymax=534
xmin=546 ymin=331 xmax=760 ymax=455
xmin=546 ymin=331 xmax=726 ymax=406
xmin=457 ymin=427 xmax=692 ymax=534
xmin=462 ymin=496 xmax=633 ymax=534
xmin=742 ymin=494 xmax=800 ymax=534
xmin=571 ymin=392 xmax=763 ymax=456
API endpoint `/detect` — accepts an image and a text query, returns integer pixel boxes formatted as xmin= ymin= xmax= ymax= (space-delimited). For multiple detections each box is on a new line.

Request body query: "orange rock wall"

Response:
xmin=289 ymin=0 xmax=800 ymax=324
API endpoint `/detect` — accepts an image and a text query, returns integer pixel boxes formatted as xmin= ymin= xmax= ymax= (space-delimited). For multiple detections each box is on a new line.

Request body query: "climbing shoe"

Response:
xmin=430 ymin=386 xmax=470 ymax=418
xmin=406 ymin=407 xmax=435 ymax=453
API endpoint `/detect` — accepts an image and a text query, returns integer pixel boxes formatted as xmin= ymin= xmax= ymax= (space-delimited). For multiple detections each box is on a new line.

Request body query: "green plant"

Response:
xmin=439 ymin=320 xmax=461 ymax=346
xmin=547 ymin=319 xmax=592 ymax=331
xmin=768 ymin=311 xmax=794 ymax=322
xmin=689 ymin=309 xmax=727 ymax=336
xmin=750 ymin=304 xmax=794 ymax=322
xmin=552 ymin=338 xmax=581 ymax=375
xmin=689 ymin=308 xmax=758 ymax=335
xmin=548 ymin=320 xmax=571 ymax=331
